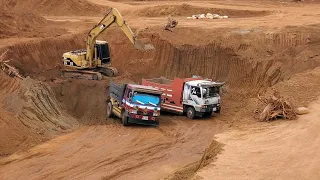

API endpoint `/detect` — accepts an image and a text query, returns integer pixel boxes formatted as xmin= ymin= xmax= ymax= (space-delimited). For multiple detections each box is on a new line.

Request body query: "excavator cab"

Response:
xmin=95 ymin=40 xmax=111 ymax=65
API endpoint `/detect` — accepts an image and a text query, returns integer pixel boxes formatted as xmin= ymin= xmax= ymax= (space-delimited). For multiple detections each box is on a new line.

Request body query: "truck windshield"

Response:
xmin=202 ymin=86 xmax=219 ymax=98
xmin=132 ymin=92 xmax=160 ymax=106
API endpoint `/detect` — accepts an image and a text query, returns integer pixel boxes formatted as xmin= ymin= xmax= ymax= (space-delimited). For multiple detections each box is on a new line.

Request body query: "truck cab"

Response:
xmin=182 ymin=80 xmax=223 ymax=118
xmin=107 ymin=82 xmax=163 ymax=126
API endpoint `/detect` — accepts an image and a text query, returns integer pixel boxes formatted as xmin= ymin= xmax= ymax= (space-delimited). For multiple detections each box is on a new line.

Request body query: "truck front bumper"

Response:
xmin=200 ymin=104 xmax=220 ymax=113
xmin=128 ymin=114 xmax=159 ymax=126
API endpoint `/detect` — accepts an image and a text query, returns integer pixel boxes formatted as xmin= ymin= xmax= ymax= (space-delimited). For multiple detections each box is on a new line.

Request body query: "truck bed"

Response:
xmin=109 ymin=81 xmax=126 ymax=103
xmin=143 ymin=77 xmax=173 ymax=85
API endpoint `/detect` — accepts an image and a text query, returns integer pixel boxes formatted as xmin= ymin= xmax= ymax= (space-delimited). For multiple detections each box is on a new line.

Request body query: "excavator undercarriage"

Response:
xmin=61 ymin=67 xmax=119 ymax=81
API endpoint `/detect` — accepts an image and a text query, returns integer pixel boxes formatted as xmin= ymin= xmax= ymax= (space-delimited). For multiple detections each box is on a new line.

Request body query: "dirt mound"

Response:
xmin=0 ymin=11 xmax=67 ymax=38
xmin=0 ymin=73 xmax=78 ymax=156
xmin=2 ymin=0 xmax=106 ymax=16
xmin=3 ymin=77 xmax=79 ymax=133
xmin=137 ymin=4 xmax=270 ymax=18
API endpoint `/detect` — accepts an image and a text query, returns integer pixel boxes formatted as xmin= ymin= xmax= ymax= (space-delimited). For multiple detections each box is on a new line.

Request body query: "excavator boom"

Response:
xmin=86 ymin=8 xmax=154 ymax=68
xmin=61 ymin=8 xmax=154 ymax=80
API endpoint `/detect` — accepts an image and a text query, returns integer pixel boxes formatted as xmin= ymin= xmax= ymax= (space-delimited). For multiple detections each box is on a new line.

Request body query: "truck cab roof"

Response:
xmin=186 ymin=80 xmax=225 ymax=87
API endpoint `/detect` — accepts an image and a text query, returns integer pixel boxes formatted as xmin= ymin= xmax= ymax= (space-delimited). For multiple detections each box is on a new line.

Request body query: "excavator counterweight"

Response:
xmin=61 ymin=8 xmax=154 ymax=80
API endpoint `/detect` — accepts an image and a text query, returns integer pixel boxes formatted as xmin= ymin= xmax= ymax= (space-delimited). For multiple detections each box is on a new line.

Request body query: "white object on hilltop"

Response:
xmin=213 ymin=14 xmax=220 ymax=19
xmin=199 ymin=14 xmax=206 ymax=19
xmin=296 ymin=107 xmax=309 ymax=115
xmin=188 ymin=13 xmax=229 ymax=20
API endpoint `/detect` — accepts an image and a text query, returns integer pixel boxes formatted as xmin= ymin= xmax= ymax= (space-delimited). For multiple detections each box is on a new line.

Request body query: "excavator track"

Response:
xmin=61 ymin=69 xmax=103 ymax=80
xmin=96 ymin=67 xmax=118 ymax=77
xmin=60 ymin=67 xmax=118 ymax=81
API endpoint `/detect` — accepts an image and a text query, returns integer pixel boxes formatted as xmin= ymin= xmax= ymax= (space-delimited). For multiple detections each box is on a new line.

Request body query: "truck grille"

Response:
xmin=137 ymin=111 xmax=153 ymax=116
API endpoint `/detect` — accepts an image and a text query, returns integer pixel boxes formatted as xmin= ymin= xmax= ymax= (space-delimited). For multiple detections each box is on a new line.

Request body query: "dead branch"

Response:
xmin=256 ymin=90 xmax=297 ymax=122
xmin=0 ymin=50 xmax=24 ymax=80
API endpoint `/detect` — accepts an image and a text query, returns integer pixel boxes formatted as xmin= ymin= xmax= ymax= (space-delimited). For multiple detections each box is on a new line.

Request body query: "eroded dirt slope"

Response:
xmin=0 ymin=73 xmax=78 ymax=156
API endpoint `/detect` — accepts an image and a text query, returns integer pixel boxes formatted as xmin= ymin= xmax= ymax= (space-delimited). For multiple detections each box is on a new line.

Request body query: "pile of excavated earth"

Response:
xmin=0 ymin=0 xmax=320 ymax=179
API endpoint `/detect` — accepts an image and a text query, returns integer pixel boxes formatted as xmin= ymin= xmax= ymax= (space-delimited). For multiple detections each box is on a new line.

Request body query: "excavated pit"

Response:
xmin=0 ymin=26 xmax=319 ymax=161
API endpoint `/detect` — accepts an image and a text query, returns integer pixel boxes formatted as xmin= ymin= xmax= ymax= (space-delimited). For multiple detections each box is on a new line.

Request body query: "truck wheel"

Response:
xmin=186 ymin=107 xmax=196 ymax=119
xmin=122 ymin=112 xmax=129 ymax=126
xmin=107 ymin=101 xmax=113 ymax=118
xmin=215 ymin=108 xmax=221 ymax=114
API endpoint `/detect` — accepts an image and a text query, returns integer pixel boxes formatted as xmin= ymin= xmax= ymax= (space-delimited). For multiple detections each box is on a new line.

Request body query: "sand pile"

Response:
xmin=2 ymin=0 xmax=106 ymax=16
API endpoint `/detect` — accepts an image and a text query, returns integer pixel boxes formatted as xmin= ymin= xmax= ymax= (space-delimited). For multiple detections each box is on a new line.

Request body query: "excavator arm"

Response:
xmin=86 ymin=8 xmax=154 ymax=68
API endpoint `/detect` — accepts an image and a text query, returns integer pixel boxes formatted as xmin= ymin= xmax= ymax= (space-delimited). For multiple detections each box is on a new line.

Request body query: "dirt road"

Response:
xmin=0 ymin=116 xmax=227 ymax=180
xmin=195 ymin=96 xmax=320 ymax=180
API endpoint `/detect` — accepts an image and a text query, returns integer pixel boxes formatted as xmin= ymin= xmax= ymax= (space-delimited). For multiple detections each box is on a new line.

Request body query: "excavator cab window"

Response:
xmin=95 ymin=43 xmax=111 ymax=64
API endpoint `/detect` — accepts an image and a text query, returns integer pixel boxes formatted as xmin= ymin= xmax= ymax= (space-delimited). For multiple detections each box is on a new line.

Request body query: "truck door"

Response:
xmin=183 ymin=84 xmax=202 ymax=107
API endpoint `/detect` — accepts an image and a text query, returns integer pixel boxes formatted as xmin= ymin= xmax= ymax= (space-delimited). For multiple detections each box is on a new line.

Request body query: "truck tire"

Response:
xmin=107 ymin=101 xmax=113 ymax=118
xmin=122 ymin=112 xmax=129 ymax=126
xmin=186 ymin=107 xmax=196 ymax=119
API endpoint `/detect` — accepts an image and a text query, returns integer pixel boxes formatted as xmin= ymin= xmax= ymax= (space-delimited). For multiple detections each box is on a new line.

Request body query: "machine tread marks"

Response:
xmin=186 ymin=106 xmax=196 ymax=119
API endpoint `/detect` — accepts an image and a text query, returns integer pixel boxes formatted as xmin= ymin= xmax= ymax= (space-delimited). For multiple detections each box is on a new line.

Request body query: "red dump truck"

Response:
xmin=142 ymin=76 xmax=224 ymax=119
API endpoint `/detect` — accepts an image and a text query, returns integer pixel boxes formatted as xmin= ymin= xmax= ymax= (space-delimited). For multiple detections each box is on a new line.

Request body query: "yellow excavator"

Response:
xmin=61 ymin=8 xmax=154 ymax=80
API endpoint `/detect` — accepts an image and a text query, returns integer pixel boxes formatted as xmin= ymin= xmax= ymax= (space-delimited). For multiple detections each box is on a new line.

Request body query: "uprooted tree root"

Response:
xmin=0 ymin=50 xmax=24 ymax=79
xmin=256 ymin=90 xmax=297 ymax=122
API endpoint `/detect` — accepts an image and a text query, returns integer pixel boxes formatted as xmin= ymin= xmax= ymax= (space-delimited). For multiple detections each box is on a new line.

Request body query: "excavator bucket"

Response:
xmin=134 ymin=38 xmax=155 ymax=51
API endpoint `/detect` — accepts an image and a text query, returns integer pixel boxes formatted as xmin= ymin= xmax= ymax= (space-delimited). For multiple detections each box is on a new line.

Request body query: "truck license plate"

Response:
xmin=142 ymin=116 xmax=148 ymax=120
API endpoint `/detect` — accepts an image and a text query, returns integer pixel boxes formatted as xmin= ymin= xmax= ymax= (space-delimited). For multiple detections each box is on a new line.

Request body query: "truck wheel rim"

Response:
xmin=188 ymin=110 xmax=193 ymax=117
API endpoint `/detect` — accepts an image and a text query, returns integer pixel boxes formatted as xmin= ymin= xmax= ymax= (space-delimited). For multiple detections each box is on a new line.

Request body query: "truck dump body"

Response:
xmin=109 ymin=81 xmax=126 ymax=104
xmin=108 ymin=81 xmax=162 ymax=126
xmin=143 ymin=76 xmax=224 ymax=119
xmin=142 ymin=76 xmax=203 ymax=113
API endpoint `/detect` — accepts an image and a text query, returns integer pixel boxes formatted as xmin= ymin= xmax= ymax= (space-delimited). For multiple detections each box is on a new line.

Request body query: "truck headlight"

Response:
xmin=153 ymin=112 xmax=159 ymax=116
